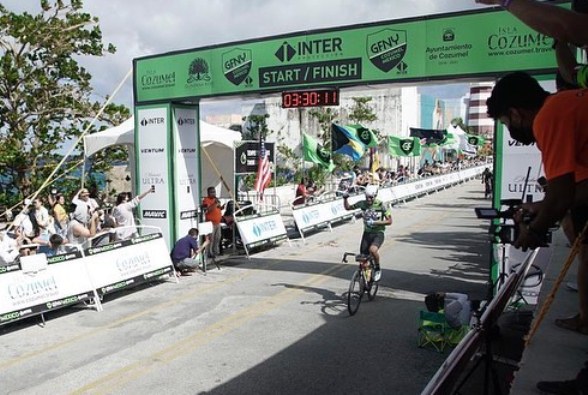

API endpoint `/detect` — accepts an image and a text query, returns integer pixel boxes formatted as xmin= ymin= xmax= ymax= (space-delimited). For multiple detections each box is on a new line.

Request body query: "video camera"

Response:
xmin=474 ymin=199 xmax=551 ymax=246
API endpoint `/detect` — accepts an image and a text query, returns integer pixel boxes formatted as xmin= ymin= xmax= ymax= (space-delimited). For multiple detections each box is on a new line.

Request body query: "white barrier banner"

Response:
xmin=83 ymin=233 xmax=174 ymax=296
xmin=293 ymin=198 xmax=356 ymax=232
xmin=237 ymin=213 xmax=287 ymax=247
xmin=292 ymin=202 xmax=331 ymax=230
xmin=0 ymin=250 xmax=94 ymax=325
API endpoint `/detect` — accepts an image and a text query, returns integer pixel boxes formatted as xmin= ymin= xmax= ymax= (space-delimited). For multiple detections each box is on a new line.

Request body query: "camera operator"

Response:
xmin=486 ymin=73 xmax=588 ymax=341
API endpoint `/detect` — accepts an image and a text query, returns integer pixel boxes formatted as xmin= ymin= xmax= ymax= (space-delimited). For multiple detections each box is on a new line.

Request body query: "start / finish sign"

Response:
xmin=133 ymin=6 xmax=559 ymax=103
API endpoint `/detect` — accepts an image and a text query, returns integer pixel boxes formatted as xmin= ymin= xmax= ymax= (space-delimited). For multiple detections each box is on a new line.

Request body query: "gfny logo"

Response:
xmin=367 ymin=29 xmax=408 ymax=73
xmin=222 ymin=48 xmax=253 ymax=87
xmin=400 ymin=139 xmax=415 ymax=155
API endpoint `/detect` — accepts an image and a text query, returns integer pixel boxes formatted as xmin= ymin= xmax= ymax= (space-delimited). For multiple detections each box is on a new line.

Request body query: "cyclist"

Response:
xmin=342 ymin=184 xmax=392 ymax=281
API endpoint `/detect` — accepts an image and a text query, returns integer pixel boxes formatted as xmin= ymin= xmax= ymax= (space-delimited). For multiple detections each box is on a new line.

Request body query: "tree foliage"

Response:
xmin=0 ymin=0 xmax=130 ymax=207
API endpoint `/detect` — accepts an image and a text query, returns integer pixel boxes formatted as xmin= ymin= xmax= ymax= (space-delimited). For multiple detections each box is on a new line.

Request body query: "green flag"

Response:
xmin=467 ymin=134 xmax=485 ymax=146
xmin=303 ymin=133 xmax=335 ymax=171
xmin=388 ymin=136 xmax=422 ymax=157
xmin=348 ymin=124 xmax=378 ymax=148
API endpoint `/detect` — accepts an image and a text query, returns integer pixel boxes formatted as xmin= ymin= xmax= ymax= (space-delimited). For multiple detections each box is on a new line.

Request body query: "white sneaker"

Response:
xmin=374 ymin=270 xmax=382 ymax=282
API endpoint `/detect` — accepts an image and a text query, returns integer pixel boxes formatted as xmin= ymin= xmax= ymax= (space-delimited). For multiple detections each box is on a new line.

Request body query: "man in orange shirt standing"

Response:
xmin=202 ymin=186 xmax=224 ymax=258
xmin=486 ymin=72 xmax=588 ymax=337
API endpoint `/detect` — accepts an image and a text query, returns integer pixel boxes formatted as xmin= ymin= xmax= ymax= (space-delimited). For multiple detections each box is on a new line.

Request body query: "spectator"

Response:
xmin=113 ymin=186 xmax=154 ymax=240
xmin=425 ymin=292 xmax=474 ymax=329
xmin=0 ymin=231 xmax=19 ymax=265
xmin=294 ymin=177 xmax=310 ymax=206
xmin=170 ymin=228 xmax=208 ymax=276
xmin=32 ymin=198 xmax=52 ymax=244
xmin=202 ymin=186 xmax=224 ymax=258
xmin=50 ymin=193 xmax=68 ymax=237
xmin=46 ymin=234 xmax=66 ymax=257
xmin=66 ymin=204 xmax=100 ymax=246
xmin=486 ymin=73 xmax=588 ymax=339
xmin=72 ymin=187 xmax=100 ymax=214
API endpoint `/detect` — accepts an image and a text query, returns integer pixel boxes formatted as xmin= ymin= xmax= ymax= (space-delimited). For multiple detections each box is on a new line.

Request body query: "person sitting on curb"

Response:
xmin=170 ymin=228 xmax=208 ymax=276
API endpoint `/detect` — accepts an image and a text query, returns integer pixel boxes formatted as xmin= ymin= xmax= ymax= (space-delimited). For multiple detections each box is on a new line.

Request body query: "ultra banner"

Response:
xmin=134 ymin=7 xmax=559 ymax=103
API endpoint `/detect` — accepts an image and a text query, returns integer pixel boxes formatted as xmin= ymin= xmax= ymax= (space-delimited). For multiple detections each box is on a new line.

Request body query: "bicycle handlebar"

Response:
xmin=342 ymin=252 xmax=356 ymax=263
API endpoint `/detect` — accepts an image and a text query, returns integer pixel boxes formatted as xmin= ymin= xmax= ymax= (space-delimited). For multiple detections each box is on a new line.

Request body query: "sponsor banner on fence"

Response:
xmin=83 ymin=233 xmax=175 ymax=296
xmin=293 ymin=198 xmax=356 ymax=232
xmin=0 ymin=251 xmax=93 ymax=325
xmin=237 ymin=213 xmax=287 ymax=247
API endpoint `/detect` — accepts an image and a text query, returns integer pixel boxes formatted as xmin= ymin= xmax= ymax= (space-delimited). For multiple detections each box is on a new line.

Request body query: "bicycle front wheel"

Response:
xmin=347 ymin=270 xmax=364 ymax=316
xmin=367 ymin=277 xmax=379 ymax=301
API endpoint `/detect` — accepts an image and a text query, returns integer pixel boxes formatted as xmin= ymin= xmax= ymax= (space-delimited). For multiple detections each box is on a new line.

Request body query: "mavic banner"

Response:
xmin=83 ymin=233 xmax=175 ymax=297
xmin=134 ymin=7 xmax=559 ymax=103
xmin=0 ymin=251 xmax=94 ymax=326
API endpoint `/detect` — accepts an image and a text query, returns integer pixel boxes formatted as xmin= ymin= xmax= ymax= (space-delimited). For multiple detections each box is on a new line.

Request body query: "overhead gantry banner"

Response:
xmin=133 ymin=7 xmax=559 ymax=104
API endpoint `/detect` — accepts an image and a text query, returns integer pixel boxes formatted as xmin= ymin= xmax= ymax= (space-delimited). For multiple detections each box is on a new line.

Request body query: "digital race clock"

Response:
xmin=281 ymin=89 xmax=340 ymax=109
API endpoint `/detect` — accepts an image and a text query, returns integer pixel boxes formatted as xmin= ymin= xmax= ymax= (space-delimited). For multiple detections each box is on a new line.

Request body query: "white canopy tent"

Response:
xmin=83 ymin=116 xmax=242 ymax=197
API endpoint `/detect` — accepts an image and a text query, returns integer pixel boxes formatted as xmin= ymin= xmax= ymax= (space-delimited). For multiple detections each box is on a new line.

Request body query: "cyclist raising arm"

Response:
xmin=343 ymin=185 xmax=392 ymax=281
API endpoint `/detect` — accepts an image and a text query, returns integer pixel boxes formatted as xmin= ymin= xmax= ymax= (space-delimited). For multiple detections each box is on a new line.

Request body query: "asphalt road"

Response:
xmin=1 ymin=179 xmax=490 ymax=395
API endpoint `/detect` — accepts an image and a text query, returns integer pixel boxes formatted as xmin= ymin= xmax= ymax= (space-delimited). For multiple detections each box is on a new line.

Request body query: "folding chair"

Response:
xmin=418 ymin=310 xmax=469 ymax=353
xmin=417 ymin=310 xmax=449 ymax=353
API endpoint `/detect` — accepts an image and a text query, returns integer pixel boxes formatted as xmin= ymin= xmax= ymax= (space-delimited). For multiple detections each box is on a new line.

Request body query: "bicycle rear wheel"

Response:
xmin=347 ymin=270 xmax=364 ymax=316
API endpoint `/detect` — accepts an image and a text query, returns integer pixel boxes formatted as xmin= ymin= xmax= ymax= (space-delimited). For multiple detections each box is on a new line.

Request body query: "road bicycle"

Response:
xmin=343 ymin=252 xmax=379 ymax=316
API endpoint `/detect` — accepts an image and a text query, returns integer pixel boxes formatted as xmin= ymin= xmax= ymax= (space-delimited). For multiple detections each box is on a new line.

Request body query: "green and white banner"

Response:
xmin=134 ymin=8 xmax=557 ymax=103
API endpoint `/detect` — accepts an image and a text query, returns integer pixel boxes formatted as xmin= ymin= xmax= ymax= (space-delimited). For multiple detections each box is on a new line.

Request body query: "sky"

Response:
xmin=3 ymin=0 xmax=489 ymax=111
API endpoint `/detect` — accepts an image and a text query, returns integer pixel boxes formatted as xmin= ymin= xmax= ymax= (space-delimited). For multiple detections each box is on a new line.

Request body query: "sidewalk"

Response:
xmin=510 ymin=232 xmax=585 ymax=393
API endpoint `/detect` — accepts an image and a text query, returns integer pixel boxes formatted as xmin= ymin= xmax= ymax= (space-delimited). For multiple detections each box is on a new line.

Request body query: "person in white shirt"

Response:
xmin=66 ymin=204 xmax=100 ymax=246
xmin=0 ymin=231 xmax=19 ymax=265
xmin=113 ymin=187 xmax=154 ymax=240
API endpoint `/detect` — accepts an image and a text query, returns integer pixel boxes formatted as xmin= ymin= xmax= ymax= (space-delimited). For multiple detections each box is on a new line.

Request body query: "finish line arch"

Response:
xmin=131 ymin=5 xmax=559 ymax=246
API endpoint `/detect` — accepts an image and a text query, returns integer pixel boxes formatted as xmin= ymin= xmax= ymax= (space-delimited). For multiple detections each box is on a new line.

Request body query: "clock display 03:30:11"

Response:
xmin=281 ymin=89 xmax=339 ymax=108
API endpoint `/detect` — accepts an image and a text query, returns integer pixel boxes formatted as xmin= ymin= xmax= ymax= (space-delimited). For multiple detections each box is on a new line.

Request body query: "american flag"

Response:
xmin=254 ymin=140 xmax=272 ymax=199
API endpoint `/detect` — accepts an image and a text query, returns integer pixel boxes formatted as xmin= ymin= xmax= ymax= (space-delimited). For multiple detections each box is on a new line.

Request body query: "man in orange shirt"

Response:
xmin=202 ymin=186 xmax=224 ymax=258
xmin=486 ymin=72 xmax=588 ymax=336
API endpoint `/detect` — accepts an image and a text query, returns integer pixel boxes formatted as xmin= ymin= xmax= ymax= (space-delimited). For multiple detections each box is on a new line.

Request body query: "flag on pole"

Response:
xmin=331 ymin=123 xmax=365 ymax=161
xmin=302 ymin=133 xmax=335 ymax=171
xmin=254 ymin=138 xmax=272 ymax=199
xmin=388 ymin=136 xmax=422 ymax=157
xmin=348 ymin=124 xmax=379 ymax=148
